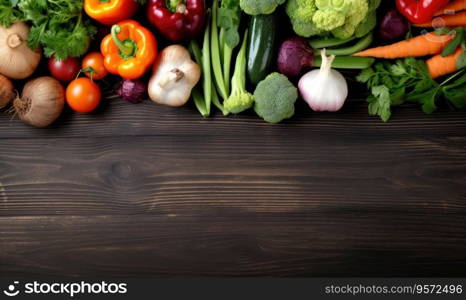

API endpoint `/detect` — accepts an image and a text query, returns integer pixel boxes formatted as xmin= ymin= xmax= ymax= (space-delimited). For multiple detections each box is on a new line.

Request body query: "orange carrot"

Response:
xmin=435 ymin=0 xmax=466 ymax=16
xmin=427 ymin=47 xmax=464 ymax=78
xmin=353 ymin=33 xmax=455 ymax=59
xmin=416 ymin=11 xmax=466 ymax=27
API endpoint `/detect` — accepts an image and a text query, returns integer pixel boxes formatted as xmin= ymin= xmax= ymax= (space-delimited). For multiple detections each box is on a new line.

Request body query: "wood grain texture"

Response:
xmin=0 ymin=99 xmax=465 ymax=277
xmin=0 ymin=100 xmax=465 ymax=139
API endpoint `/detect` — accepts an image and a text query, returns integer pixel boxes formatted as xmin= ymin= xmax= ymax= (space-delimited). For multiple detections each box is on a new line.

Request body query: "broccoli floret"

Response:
xmin=253 ymin=73 xmax=298 ymax=124
xmin=286 ymin=0 xmax=371 ymax=39
xmin=240 ymin=0 xmax=286 ymax=16
xmin=224 ymin=30 xmax=254 ymax=114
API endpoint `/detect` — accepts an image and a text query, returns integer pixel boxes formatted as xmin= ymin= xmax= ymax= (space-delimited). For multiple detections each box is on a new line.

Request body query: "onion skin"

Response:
xmin=116 ymin=79 xmax=147 ymax=104
xmin=0 ymin=74 xmax=15 ymax=109
xmin=14 ymin=77 xmax=65 ymax=128
xmin=379 ymin=10 xmax=409 ymax=41
xmin=0 ymin=22 xmax=42 ymax=79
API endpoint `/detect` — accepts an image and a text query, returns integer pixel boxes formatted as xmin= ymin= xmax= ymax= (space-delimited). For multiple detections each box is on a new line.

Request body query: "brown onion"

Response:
xmin=0 ymin=74 xmax=15 ymax=109
xmin=14 ymin=77 xmax=65 ymax=128
xmin=0 ymin=22 xmax=42 ymax=79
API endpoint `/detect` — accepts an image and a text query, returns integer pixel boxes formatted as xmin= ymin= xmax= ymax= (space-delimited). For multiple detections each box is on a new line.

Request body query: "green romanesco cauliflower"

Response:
xmin=312 ymin=9 xmax=345 ymax=32
xmin=254 ymin=73 xmax=298 ymax=124
xmin=285 ymin=0 xmax=321 ymax=37
xmin=354 ymin=0 xmax=381 ymax=37
xmin=331 ymin=1 xmax=369 ymax=39
xmin=224 ymin=30 xmax=254 ymax=114
xmin=240 ymin=0 xmax=286 ymax=16
xmin=286 ymin=0 xmax=370 ymax=39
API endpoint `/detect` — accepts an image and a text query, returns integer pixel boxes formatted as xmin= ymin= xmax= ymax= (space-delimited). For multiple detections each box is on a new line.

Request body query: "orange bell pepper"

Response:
xmin=101 ymin=20 xmax=158 ymax=80
xmin=84 ymin=0 xmax=139 ymax=25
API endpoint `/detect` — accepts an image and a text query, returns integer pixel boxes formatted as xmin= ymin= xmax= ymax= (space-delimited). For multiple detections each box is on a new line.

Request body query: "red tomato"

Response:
xmin=82 ymin=52 xmax=108 ymax=80
xmin=66 ymin=78 xmax=101 ymax=113
xmin=48 ymin=56 xmax=81 ymax=82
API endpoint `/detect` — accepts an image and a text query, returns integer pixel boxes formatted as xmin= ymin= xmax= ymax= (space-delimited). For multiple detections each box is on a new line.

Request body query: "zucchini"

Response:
xmin=247 ymin=13 xmax=277 ymax=85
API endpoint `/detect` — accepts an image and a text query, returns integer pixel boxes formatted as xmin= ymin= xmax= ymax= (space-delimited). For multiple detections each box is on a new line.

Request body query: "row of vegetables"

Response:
xmin=0 ymin=0 xmax=466 ymax=127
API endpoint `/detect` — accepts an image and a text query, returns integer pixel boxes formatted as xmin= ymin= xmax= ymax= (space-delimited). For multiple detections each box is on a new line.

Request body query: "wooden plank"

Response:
xmin=1 ymin=100 xmax=466 ymax=139
xmin=1 ymin=135 xmax=465 ymax=217
xmin=1 ymin=214 xmax=465 ymax=276
xmin=1 ymin=98 xmax=465 ymax=276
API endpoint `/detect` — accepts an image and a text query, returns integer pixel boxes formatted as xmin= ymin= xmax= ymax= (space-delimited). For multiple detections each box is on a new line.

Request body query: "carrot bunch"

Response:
xmin=354 ymin=30 xmax=465 ymax=79
xmin=416 ymin=0 xmax=466 ymax=32
xmin=428 ymin=0 xmax=466 ymax=27
xmin=353 ymin=33 xmax=455 ymax=59
xmin=435 ymin=0 xmax=466 ymax=16
xmin=353 ymin=0 xmax=466 ymax=79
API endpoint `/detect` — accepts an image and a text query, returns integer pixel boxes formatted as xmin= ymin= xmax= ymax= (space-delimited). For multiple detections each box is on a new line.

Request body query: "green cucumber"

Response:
xmin=247 ymin=13 xmax=277 ymax=85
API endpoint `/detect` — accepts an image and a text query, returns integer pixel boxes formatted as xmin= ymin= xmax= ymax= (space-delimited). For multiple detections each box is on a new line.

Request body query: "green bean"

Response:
xmin=202 ymin=15 xmax=212 ymax=116
xmin=219 ymin=27 xmax=225 ymax=62
xmin=210 ymin=0 xmax=228 ymax=101
xmin=211 ymin=81 xmax=229 ymax=116
xmin=188 ymin=40 xmax=203 ymax=66
xmin=309 ymin=36 xmax=356 ymax=49
xmin=223 ymin=44 xmax=233 ymax=96
xmin=442 ymin=27 xmax=464 ymax=57
xmin=313 ymin=56 xmax=375 ymax=69
xmin=192 ymin=87 xmax=209 ymax=117
xmin=321 ymin=33 xmax=374 ymax=56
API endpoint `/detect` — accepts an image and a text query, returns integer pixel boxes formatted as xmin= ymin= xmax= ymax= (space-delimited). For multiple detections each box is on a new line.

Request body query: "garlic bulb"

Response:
xmin=148 ymin=45 xmax=200 ymax=107
xmin=298 ymin=49 xmax=348 ymax=112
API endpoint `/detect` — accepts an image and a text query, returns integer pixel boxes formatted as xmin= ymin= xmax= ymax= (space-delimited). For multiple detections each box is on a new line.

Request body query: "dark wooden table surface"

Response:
xmin=0 ymin=97 xmax=465 ymax=277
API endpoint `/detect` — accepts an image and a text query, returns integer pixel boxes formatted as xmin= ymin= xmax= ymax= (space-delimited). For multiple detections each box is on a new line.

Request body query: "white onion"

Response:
xmin=298 ymin=50 xmax=348 ymax=112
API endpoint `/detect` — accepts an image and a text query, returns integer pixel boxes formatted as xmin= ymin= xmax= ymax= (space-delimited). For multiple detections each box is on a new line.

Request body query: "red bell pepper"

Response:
xmin=146 ymin=0 xmax=206 ymax=42
xmin=396 ymin=0 xmax=450 ymax=24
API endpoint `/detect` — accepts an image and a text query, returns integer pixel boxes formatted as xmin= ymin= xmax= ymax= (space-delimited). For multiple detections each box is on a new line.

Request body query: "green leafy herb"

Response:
xmin=442 ymin=73 xmax=466 ymax=109
xmin=442 ymin=27 xmax=464 ymax=57
xmin=0 ymin=0 xmax=23 ymax=27
xmin=368 ymin=85 xmax=391 ymax=122
xmin=217 ymin=0 xmax=241 ymax=49
xmin=1 ymin=0 xmax=96 ymax=59
xmin=357 ymin=58 xmax=466 ymax=121
xmin=457 ymin=49 xmax=466 ymax=70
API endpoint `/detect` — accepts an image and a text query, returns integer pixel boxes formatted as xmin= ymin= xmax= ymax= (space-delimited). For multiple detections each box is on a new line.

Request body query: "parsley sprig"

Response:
xmin=0 ymin=0 xmax=23 ymax=27
xmin=218 ymin=0 xmax=242 ymax=48
xmin=0 ymin=0 xmax=96 ymax=59
xmin=357 ymin=58 xmax=466 ymax=122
